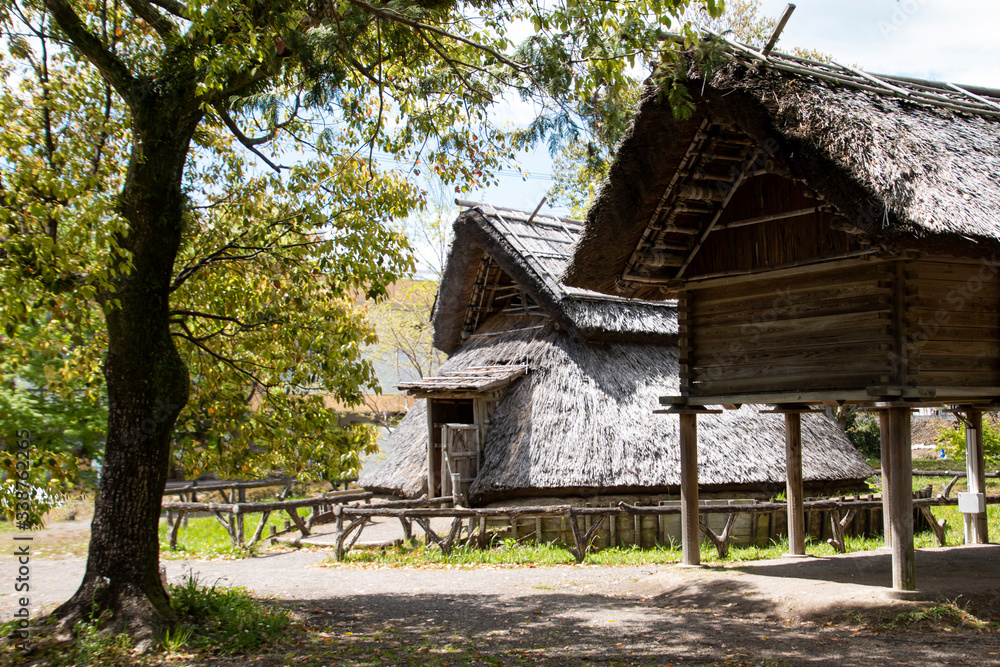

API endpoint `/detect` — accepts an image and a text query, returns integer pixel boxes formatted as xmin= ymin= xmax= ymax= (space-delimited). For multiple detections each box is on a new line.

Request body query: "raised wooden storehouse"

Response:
xmin=360 ymin=203 xmax=874 ymax=546
xmin=565 ymin=40 xmax=1000 ymax=588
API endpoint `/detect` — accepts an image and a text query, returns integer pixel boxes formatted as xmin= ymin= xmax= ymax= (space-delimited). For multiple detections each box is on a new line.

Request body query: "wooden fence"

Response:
xmin=161 ymin=483 xmax=1000 ymax=562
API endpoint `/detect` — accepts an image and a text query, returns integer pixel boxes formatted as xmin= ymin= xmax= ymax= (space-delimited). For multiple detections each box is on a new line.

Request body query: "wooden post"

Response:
xmin=451 ymin=472 xmax=462 ymax=508
xmin=236 ymin=488 xmax=246 ymax=546
xmin=964 ymin=410 xmax=988 ymax=544
xmin=332 ymin=505 xmax=344 ymax=561
xmin=441 ymin=427 xmax=452 ymax=500
xmin=680 ymin=412 xmax=700 ymax=566
xmin=887 ymin=406 xmax=915 ymax=591
xmin=879 ymin=410 xmax=892 ymax=548
xmin=426 ymin=399 xmax=436 ymax=499
xmin=785 ymin=412 xmax=806 ymax=556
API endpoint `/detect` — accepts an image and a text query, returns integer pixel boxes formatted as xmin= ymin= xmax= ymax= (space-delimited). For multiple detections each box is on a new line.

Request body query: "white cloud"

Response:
xmin=758 ymin=0 xmax=1000 ymax=86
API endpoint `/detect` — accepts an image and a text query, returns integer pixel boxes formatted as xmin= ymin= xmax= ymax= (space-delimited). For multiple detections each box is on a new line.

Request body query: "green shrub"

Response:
xmin=168 ymin=573 xmax=291 ymax=655
xmin=939 ymin=415 xmax=1000 ymax=467
xmin=845 ymin=412 xmax=882 ymax=459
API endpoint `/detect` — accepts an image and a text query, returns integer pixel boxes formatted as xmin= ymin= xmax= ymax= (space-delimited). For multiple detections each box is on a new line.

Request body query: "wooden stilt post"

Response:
xmin=887 ymin=406 xmax=915 ymax=591
xmin=879 ymin=410 xmax=892 ymax=548
xmin=964 ymin=410 xmax=988 ymax=544
xmin=785 ymin=412 xmax=805 ymax=556
xmin=679 ymin=412 xmax=700 ymax=566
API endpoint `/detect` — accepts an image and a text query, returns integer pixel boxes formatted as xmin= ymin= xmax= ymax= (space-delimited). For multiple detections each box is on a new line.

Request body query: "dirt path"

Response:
xmin=3 ymin=523 xmax=1000 ymax=665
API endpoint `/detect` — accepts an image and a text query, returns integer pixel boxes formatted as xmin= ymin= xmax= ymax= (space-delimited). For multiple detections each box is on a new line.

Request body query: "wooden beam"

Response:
xmin=879 ymin=411 xmax=892 ymax=549
xmin=679 ymin=413 xmax=701 ymax=566
xmin=964 ymin=410 xmax=989 ymax=544
xmin=887 ymin=406 xmax=916 ymax=591
xmin=675 ymin=149 xmax=763 ymax=279
xmin=660 ymin=390 xmax=875 ymax=406
xmin=785 ymin=412 xmax=806 ymax=556
xmin=715 ymin=207 xmax=820 ymax=231
xmin=685 ymin=249 xmax=883 ymax=285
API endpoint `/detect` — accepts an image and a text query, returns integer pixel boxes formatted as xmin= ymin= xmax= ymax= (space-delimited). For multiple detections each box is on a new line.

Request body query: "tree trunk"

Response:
xmin=53 ymin=97 xmax=201 ymax=649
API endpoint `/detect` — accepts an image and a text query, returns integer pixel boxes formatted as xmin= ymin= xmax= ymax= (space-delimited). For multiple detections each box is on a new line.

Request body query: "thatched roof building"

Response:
xmin=565 ymin=45 xmax=1000 ymax=299
xmin=360 ymin=204 xmax=872 ymax=504
xmin=559 ymin=38 xmax=1000 ymax=582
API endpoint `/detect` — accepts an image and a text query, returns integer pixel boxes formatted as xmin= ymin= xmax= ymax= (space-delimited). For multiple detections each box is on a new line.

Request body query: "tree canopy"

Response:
xmin=1 ymin=0 xmax=720 ymax=643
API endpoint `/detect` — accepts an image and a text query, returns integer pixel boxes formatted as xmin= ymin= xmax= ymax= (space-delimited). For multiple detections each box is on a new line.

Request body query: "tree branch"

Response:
xmin=147 ymin=0 xmax=187 ymax=20
xmin=43 ymin=0 xmax=137 ymax=105
xmin=344 ymin=0 xmax=526 ymax=71
xmin=213 ymin=103 xmax=283 ymax=172
xmin=173 ymin=324 xmax=276 ymax=386
xmin=171 ymin=309 xmax=284 ymax=330
xmin=233 ymin=96 xmax=301 ymax=146
xmin=121 ymin=0 xmax=177 ymax=38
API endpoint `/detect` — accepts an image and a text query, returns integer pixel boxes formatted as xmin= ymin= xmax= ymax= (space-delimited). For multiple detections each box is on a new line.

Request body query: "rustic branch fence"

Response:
xmin=161 ymin=479 xmax=1000 ymax=561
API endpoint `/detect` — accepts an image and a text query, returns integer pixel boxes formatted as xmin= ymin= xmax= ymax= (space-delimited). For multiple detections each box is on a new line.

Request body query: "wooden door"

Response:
xmin=443 ymin=424 xmax=480 ymax=503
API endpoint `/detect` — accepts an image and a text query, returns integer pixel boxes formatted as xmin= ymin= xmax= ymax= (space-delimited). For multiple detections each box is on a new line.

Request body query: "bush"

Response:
xmin=845 ymin=412 xmax=882 ymax=460
xmin=938 ymin=415 xmax=1000 ymax=467
xmin=168 ymin=573 xmax=291 ymax=655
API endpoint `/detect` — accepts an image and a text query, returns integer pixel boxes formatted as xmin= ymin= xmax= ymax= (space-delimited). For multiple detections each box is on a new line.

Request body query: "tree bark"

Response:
xmin=53 ymin=95 xmax=201 ymax=648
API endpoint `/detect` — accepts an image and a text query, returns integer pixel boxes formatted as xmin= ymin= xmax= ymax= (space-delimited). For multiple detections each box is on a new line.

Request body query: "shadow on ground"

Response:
xmin=257 ymin=589 xmax=1000 ymax=667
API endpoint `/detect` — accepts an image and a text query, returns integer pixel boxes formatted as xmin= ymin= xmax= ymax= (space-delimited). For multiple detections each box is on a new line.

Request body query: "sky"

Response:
xmin=460 ymin=0 xmax=1000 ymax=218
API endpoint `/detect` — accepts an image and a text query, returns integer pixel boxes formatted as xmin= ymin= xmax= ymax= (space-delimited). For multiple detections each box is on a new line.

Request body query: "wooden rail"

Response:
xmin=161 ymin=474 xmax=998 ymax=557
xmin=163 ymin=476 xmax=295 ymax=495
xmin=160 ymin=492 xmax=451 ymax=549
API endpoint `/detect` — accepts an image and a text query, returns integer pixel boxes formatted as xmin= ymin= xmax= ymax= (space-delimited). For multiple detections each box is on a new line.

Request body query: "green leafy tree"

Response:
xmin=1 ymin=0 xmax=718 ymax=643
xmin=549 ymin=0 xmax=813 ymax=215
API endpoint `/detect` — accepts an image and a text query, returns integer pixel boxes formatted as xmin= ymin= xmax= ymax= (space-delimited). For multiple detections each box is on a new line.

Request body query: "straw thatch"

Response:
xmin=433 ymin=204 xmax=676 ymax=353
xmin=565 ymin=44 xmax=1000 ymax=297
xmin=363 ymin=312 xmax=872 ymax=503
xmin=360 ymin=204 xmax=873 ymax=501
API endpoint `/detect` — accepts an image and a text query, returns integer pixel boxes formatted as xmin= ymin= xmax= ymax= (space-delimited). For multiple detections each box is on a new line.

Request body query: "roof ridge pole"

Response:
xmin=945 ymin=82 xmax=1000 ymax=111
xmin=761 ymin=3 xmax=795 ymax=57
xmin=526 ymin=196 xmax=547 ymax=225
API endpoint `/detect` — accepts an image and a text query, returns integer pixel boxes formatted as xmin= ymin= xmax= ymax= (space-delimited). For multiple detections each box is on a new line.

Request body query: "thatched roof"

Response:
xmin=433 ymin=204 xmax=677 ymax=353
xmin=565 ymin=40 xmax=1000 ymax=298
xmin=360 ymin=313 xmax=873 ymax=503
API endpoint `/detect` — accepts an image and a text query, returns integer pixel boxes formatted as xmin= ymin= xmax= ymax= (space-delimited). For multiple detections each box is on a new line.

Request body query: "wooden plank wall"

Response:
xmin=906 ymin=259 xmax=1000 ymax=388
xmin=680 ymin=262 xmax=896 ymax=396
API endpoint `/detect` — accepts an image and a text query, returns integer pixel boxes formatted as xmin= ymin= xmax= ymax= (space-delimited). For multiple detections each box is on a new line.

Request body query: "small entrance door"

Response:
xmin=441 ymin=424 xmax=480 ymax=502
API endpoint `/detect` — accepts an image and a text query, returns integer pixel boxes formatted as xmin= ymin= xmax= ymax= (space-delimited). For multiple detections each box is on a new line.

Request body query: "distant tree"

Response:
xmin=366 ymin=279 xmax=443 ymax=381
